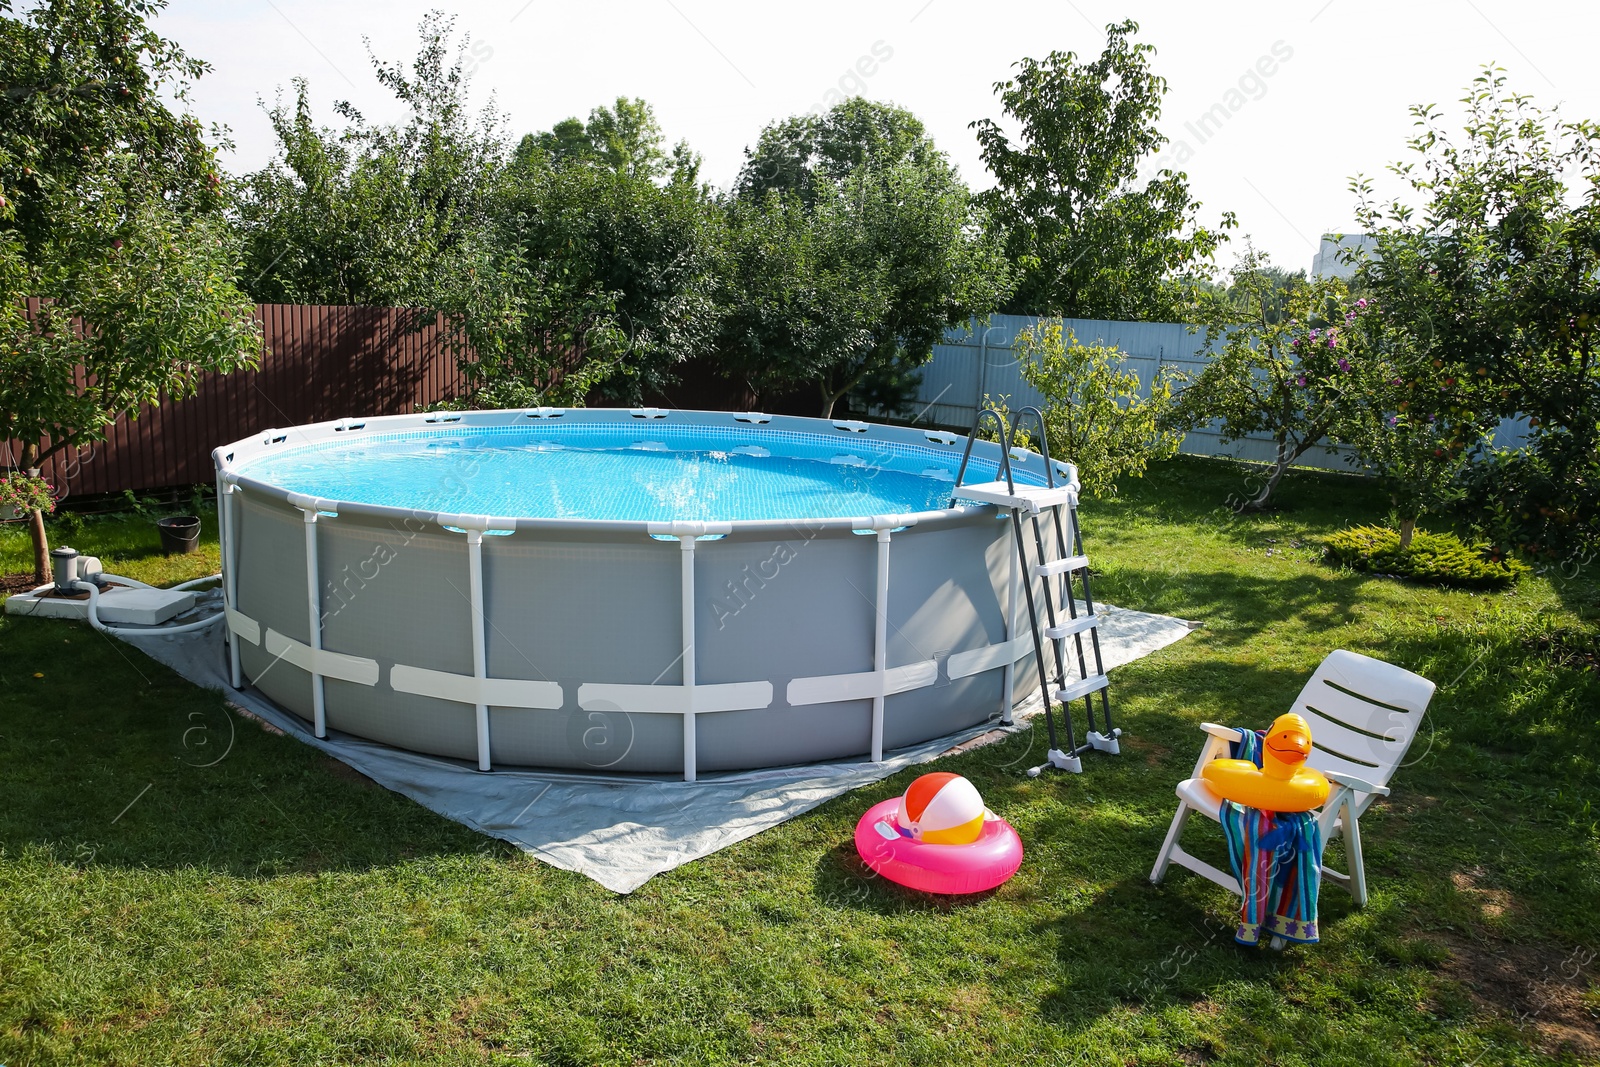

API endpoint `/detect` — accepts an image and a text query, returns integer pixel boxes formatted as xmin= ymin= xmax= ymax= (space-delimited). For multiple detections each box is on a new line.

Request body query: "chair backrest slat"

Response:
xmin=1290 ymin=649 xmax=1436 ymax=788
xmin=1301 ymin=715 xmax=1402 ymax=771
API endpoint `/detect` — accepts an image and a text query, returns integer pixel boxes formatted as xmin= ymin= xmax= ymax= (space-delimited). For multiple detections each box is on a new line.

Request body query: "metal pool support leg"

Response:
xmin=679 ymin=533 xmax=699 ymax=782
xmin=466 ymin=529 xmax=491 ymax=772
xmin=871 ymin=526 xmax=892 ymax=762
xmin=301 ymin=507 xmax=327 ymax=738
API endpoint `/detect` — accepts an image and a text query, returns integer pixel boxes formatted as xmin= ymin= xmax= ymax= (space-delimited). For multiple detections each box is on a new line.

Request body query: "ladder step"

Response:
xmin=955 ymin=480 xmax=1078 ymax=513
xmin=1054 ymin=674 xmax=1109 ymax=704
xmin=1043 ymin=613 xmax=1099 ymax=640
xmin=1034 ymin=555 xmax=1089 ymax=579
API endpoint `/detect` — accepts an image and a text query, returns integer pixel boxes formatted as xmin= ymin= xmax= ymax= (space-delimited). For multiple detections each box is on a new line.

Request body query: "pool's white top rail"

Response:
xmin=212 ymin=407 xmax=1078 ymax=535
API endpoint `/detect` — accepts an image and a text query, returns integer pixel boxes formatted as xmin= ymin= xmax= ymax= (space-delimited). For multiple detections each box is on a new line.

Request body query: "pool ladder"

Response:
xmin=950 ymin=406 xmax=1119 ymax=775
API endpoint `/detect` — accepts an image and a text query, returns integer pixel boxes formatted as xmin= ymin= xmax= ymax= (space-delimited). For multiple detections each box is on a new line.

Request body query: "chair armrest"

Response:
xmin=1325 ymin=770 xmax=1388 ymax=797
xmin=1188 ymin=723 xmax=1244 ymax=779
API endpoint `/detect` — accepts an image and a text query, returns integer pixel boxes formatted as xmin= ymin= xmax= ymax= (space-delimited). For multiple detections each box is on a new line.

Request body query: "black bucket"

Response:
xmin=157 ymin=514 xmax=201 ymax=555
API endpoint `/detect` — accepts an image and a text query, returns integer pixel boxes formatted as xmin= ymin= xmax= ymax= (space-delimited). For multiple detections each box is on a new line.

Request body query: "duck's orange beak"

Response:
xmin=1265 ymin=726 xmax=1311 ymax=763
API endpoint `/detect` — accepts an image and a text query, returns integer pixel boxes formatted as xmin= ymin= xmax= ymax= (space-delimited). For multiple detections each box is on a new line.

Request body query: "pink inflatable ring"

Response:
xmin=853 ymin=798 xmax=1024 ymax=895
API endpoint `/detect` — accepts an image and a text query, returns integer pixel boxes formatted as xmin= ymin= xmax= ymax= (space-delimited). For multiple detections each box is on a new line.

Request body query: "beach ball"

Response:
xmin=899 ymin=772 xmax=986 ymax=845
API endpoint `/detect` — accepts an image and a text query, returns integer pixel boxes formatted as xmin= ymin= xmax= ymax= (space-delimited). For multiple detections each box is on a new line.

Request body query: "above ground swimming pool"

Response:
xmin=214 ymin=408 xmax=1076 ymax=778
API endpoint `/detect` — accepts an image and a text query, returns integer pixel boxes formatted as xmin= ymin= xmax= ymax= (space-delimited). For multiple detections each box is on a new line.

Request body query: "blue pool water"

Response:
xmin=238 ymin=425 xmax=1026 ymax=523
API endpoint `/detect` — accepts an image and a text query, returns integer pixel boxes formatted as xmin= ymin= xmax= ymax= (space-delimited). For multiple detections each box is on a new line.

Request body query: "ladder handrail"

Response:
xmin=950 ymin=407 xmax=1017 ymax=505
xmin=1008 ymin=405 xmax=1058 ymax=488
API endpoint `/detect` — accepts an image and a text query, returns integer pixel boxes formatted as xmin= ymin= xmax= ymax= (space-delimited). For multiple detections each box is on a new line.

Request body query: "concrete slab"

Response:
xmin=4 ymin=585 xmax=196 ymax=625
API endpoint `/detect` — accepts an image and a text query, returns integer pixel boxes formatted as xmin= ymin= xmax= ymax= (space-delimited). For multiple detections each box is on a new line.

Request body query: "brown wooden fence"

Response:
xmin=11 ymin=304 xmax=470 ymax=500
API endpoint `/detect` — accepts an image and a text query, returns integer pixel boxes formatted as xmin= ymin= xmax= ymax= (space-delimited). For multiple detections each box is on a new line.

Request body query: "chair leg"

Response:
xmin=1150 ymin=801 xmax=1191 ymax=884
xmin=1344 ymin=800 xmax=1369 ymax=907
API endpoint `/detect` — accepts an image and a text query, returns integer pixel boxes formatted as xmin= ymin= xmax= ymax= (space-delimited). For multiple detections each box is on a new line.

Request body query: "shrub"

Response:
xmin=1324 ymin=524 xmax=1528 ymax=589
xmin=1014 ymin=319 xmax=1183 ymax=498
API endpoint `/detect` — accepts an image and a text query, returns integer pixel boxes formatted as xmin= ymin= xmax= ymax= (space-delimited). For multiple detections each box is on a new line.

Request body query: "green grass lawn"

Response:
xmin=1 ymin=458 xmax=1596 ymax=1066
xmin=1 ymin=502 xmax=223 ymax=590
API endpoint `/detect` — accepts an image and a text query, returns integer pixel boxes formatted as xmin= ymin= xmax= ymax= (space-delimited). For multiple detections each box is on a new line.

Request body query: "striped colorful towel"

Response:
xmin=1217 ymin=728 xmax=1322 ymax=946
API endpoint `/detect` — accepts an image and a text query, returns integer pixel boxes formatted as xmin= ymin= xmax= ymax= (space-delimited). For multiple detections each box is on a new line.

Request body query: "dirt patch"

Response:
xmin=1434 ymin=928 xmax=1599 ymax=1059
xmin=941 ymin=728 xmax=1014 ymax=756
xmin=1526 ymin=628 xmax=1600 ymax=672
xmin=1 ymin=572 xmax=42 ymax=597
xmin=1450 ymin=867 xmax=1516 ymax=920
xmin=1 ymin=575 xmax=130 ymax=600
xmin=1130 ymin=737 xmax=1173 ymax=767
xmin=226 ymin=702 xmax=285 ymax=737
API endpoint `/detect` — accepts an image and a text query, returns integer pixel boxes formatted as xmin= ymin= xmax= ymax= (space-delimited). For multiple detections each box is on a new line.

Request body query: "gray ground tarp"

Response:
xmin=120 ymin=598 xmax=1194 ymax=893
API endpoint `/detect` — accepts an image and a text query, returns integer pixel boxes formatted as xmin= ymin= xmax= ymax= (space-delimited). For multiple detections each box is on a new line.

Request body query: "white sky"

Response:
xmin=158 ymin=0 xmax=1598 ymax=277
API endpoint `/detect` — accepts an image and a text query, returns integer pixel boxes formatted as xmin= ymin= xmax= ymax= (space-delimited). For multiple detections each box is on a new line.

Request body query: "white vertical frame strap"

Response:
xmin=216 ymin=474 xmax=263 ymax=686
xmin=386 ymin=522 xmax=561 ymax=767
xmin=381 ymin=514 xmax=534 ymax=772
xmin=219 ymin=475 xmax=242 ymax=688
xmin=301 ymin=504 xmax=327 ymax=737
xmin=466 ymin=528 xmax=492 ymax=771
xmin=783 ymin=516 xmax=936 ymax=763
xmin=282 ymin=493 xmax=384 ymax=739
xmin=870 ymin=527 xmax=892 ymax=762
xmin=679 ymin=533 xmax=699 ymax=781
xmin=576 ymin=523 xmax=773 ymax=783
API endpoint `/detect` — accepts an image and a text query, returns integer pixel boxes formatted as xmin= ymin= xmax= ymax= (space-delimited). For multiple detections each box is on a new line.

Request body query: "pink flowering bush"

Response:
xmin=0 ymin=473 xmax=56 ymax=516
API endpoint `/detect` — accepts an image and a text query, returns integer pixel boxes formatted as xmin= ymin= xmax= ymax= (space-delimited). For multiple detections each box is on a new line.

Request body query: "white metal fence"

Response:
xmin=903 ymin=314 xmax=1530 ymax=472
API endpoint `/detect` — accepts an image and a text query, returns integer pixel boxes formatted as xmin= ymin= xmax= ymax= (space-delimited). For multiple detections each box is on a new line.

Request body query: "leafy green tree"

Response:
xmin=736 ymin=96 xmax=937 ymax=205
xmin=236 ymin=12 xmax=506 ymax=306
xmin=1013 ymin=319 xmax=1182 ymax=497
xmin=517 ymin=97 xmax=693 ymax=182
xmin=1354 ymin=68 xmax=1600 ymax=567
xmin=973 ymin=20 xmax=1233 ymax=320
xmin=1168 ymin=251 xmax=1371 ymax=511
xmin=449 ymin=148 xmax=726 ymax=406
xmin=718 ymin=185 xmax=890 ymax=415
xmin=723 ymin=99 xmax=1011 ymax=417
xmin=1 ymin=0 xmax=260 ymax=580
xmin=1332 ymin=304 xmax=1497 ymax=547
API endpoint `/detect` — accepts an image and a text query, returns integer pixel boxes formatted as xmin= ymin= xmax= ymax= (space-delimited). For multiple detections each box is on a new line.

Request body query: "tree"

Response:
xmin=1332 ymin=303 xmax=1497 ymax=547
xmin=448 ymin=145 xmax=727 ymax=406
xmin=1168 ymin=250 xmax=1371 ymax=511
xmin=236 ymin=11 xmax=507 ymax=307
xmin=1354 ymin=68 xmax=1600 ymax=566
xmin=1014 ymin=319 xmax=1183 ymax=497
xmin=516 ymin=97 xmax=689 ymax=182
xmin=0 ymin=0 xmax=260 ymax=581
xmin=718 ymin=185 xmax=891 ymax=415
xmin=736 ymin=96 xmax=937 ymax=205
xmin=723 ymin=99 xmax=1011 ymax=417
xmin=973 ymin=20 xmax=1233 ymax=320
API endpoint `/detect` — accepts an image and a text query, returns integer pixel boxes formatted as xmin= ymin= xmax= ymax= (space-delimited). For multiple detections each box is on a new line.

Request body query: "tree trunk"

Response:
xmin=819 ymin=377 xmax=851 ymax=419
xmin=27 ymin=503 xmax=49 ymax=584
xmin=1243 ymin=458 xmax=1291 ymax=512
xmin=1240 ymin=436 xmax=1294 ymax=512
xmin=1399 ymin=516 xmax=1417 ymax=549
xmin=21 ymin=443 xmax=49 ymax=583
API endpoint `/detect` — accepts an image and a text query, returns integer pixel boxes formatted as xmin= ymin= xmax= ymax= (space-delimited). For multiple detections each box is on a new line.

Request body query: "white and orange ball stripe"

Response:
xmin=898 ymin=772 xmax=987 ymax=845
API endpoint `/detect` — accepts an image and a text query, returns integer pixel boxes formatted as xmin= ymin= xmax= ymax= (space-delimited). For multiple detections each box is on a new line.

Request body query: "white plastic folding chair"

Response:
xmin=1150 ymin=649 xmax=1436 ymax=907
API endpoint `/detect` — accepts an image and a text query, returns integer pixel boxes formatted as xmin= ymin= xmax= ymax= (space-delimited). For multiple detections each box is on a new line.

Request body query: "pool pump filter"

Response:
xmin=50 ymin=546 xmax=78 ymax=594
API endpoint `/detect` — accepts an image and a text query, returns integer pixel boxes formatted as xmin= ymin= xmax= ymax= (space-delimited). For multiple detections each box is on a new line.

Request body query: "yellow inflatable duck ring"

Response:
xmin=1202 ymin=713 xmax=1330 ymax=812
